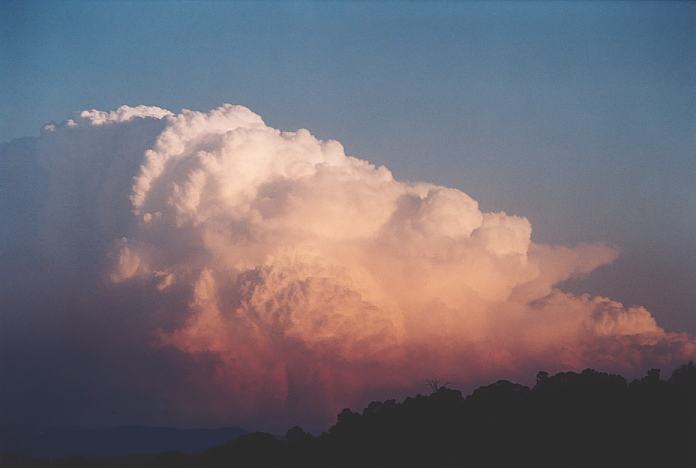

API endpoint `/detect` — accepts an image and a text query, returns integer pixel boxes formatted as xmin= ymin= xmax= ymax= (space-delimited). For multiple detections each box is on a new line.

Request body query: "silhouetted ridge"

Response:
xmin=0 ymin=426 xmax=247 ymax=458
xmin=2 ymin=363 xmax=694 ymax=468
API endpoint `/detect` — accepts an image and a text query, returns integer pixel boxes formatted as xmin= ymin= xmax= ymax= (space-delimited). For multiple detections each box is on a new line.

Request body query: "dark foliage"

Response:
xmin=3 ymin=363 xmax=695 ymax=467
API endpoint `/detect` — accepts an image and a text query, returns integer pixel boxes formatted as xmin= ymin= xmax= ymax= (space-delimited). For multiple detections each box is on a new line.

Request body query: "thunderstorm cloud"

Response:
xmin=1 ymin=104 xmax=693 ymax=430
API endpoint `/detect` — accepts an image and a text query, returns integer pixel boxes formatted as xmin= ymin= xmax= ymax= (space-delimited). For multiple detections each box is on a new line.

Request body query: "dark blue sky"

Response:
xmin=2 ymin=1 xmax=695 ymax=332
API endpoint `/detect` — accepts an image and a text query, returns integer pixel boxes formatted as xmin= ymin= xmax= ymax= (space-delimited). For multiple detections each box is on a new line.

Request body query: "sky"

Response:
xmin=0 ymin=1 xmax=695 ymax=431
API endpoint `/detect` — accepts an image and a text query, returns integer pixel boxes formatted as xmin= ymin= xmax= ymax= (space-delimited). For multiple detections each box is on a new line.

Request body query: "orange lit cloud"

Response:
xmin=5 ymin=104 xmax=693 ymax=429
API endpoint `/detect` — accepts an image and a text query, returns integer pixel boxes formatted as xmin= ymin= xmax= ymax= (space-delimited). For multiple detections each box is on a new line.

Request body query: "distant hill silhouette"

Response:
xmin=0 ymin=426 xmax=246 ymax=458
xmin=2 ymin=363 xmax=694 ymax=468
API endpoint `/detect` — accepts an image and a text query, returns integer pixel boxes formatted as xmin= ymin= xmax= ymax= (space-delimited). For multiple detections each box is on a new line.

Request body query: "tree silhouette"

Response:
xmin=3 ymin=364 xmax=695 ymax=468
xmin=425 ymin=378 xmax=451 ymax=393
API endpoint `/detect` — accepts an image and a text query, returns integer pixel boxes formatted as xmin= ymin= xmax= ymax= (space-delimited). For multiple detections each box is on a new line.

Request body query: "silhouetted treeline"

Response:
xmin=3 ymin=363 xmax=695 ymax=468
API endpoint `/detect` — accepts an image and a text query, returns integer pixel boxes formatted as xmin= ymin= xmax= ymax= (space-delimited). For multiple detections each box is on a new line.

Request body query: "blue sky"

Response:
xmin=2 ymin=1 xmax=695 ymax=331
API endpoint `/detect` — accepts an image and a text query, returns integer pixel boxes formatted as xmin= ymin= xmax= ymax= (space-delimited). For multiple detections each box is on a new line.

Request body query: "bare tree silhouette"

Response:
xmin=425 ymin=378 xmax=451 ymax=393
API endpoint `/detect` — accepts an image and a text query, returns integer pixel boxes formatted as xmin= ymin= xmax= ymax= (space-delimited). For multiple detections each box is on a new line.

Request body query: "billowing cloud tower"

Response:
xmin=1 ymin=104 xmax=693 ymax=430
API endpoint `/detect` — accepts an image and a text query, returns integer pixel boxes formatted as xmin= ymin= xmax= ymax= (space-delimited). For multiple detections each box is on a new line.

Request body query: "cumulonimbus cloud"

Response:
xmin=1 ymin=104 xmax=694 ymax=429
